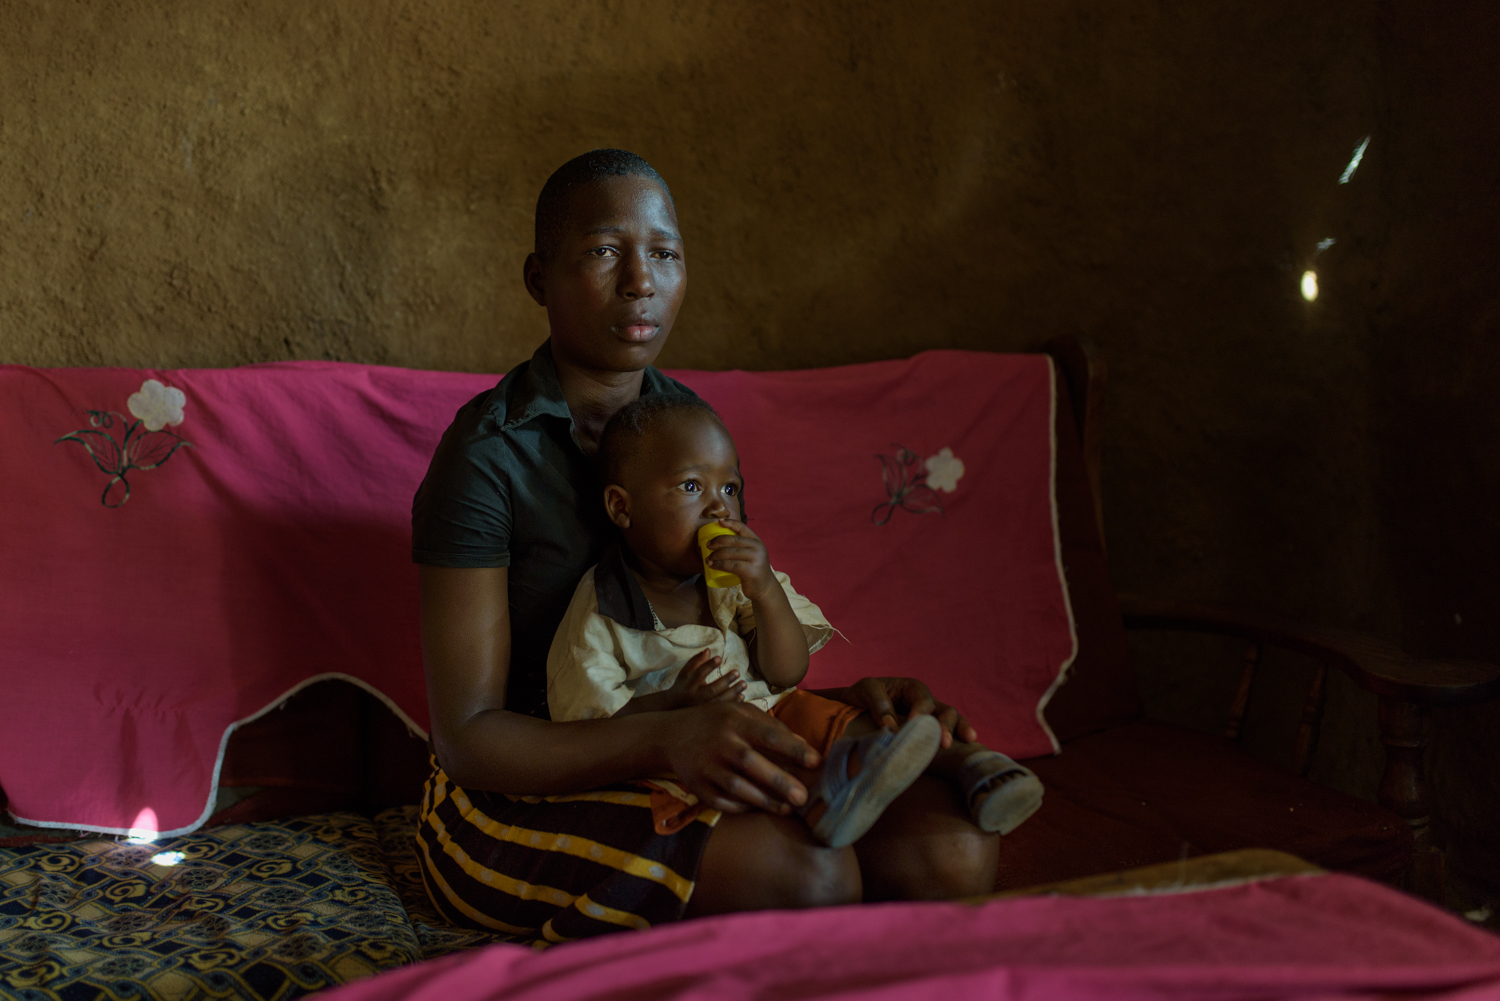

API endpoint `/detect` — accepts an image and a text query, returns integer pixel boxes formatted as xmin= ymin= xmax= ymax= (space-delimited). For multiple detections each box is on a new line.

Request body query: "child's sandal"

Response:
xmin=960 ymin=750 xmax=1044 ymax=835
xmin=802 ymin=715 xmax=942 ymax=848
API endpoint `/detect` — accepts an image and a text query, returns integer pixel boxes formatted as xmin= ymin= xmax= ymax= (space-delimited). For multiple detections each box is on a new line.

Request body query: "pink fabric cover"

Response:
xmin=0 ymin=351 xmax=1072 ymax=835
xmin=687 ymin=353 xmax=1074 ymax=755
xmin=320 ymin=874 xmax=1500 ymax=1001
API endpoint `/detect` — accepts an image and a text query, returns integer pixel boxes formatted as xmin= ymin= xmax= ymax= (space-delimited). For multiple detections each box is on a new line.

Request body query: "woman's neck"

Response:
xmin=551 ymin=348 xmax=647 ymax=454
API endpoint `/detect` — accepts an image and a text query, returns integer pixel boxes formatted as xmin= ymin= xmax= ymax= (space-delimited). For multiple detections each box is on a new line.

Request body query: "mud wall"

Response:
xmin=2 ymin=2 xmax=1496 ymax=900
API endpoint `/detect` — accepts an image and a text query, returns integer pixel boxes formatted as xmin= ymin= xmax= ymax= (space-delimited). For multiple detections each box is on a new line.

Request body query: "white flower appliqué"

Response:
xmin=924 ymin=447 xmax=965 ymax=493
xmin=127 ymin=379 xmax=187 ymax=431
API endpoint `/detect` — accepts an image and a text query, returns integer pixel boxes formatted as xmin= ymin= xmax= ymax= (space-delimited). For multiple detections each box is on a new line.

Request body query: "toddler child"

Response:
xmin=546 ymin=394 xmax=1042 ymax=847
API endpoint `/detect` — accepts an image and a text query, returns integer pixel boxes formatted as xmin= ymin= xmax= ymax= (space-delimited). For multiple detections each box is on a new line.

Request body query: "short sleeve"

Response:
xmin=411 ymin=403 xmax=513 ymax=568
xmin=733 ymin=570 xmax=834 ymax=655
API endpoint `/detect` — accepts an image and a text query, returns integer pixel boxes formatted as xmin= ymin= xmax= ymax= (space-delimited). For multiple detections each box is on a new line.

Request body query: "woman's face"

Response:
xmin=525 ymin=175 xmax=686 ymax=374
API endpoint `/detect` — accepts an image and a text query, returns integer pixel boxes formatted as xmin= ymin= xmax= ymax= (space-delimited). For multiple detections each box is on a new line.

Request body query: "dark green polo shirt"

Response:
xmin=411 ymin=340 xmax=696 ymax=719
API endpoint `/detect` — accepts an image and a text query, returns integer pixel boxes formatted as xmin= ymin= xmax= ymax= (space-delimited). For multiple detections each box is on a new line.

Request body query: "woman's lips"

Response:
xmin=619 ymin=324 xmax=658 ymax=342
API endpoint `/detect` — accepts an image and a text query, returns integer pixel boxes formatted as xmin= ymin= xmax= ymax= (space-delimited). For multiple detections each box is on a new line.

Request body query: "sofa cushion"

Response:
xmin=999 ymin=720 xmax=1413 ymax=889
xmin=0 ymin=812 xmax=421 ymax=1000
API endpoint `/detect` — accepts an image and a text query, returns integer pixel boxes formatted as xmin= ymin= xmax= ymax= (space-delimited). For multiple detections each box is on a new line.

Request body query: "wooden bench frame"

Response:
xmin=1044 ymin=335 xmax=1500 ymax=901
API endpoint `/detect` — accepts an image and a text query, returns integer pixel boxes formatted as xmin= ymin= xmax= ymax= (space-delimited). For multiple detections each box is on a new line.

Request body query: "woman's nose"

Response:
xmin=618 ymin=251 xmax=655 ymax=300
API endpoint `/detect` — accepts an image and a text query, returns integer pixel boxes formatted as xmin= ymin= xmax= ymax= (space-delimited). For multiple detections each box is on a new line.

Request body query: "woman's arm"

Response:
xmin=420 ymin=565 xmax=818 ymax=812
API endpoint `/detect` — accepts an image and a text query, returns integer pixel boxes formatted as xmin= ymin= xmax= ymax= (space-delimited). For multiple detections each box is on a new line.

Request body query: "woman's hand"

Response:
xmin=704 ymin=518 xmax=777 ymax=602
xmin=835 ymin=677 xmax=978 ymax=749
xmin=658 ymin=702 xmax=820 ymax=815
xmin=664 ymin=651 xmax=745 ymax=708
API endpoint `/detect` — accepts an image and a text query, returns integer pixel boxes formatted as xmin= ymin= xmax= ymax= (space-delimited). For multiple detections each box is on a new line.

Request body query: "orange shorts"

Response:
xmin=647 ymin=690 xmax=862 ymax=834
xmin=768 ymin=688 xmax=864 ymax=756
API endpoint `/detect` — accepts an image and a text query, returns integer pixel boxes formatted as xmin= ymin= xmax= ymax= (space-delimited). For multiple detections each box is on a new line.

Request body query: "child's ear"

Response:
xmin=603 ymin=484 xmax=631 ymax=529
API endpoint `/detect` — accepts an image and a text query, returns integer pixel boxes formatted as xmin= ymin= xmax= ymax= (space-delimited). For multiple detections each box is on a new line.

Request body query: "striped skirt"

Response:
xmin=415 ymin=759 xmax=722 ymax=948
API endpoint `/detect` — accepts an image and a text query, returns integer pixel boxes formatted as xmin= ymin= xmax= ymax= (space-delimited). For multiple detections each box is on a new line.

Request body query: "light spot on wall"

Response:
xmin=1339 ymin=136 xmax=1370 ymax=184
xmin=1301 ymin=270 xmax=1319 ymax=301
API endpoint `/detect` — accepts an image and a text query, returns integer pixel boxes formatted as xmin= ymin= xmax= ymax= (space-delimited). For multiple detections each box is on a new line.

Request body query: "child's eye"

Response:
xmin=680 ymin=480 xmax=700 ymax=493
xmin=724 ymin=484 xmax=738 ymax=496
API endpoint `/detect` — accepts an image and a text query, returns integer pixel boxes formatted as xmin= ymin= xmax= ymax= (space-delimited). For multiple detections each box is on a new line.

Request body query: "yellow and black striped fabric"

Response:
xmin=415 ymin=760 xmax=721 ymax=949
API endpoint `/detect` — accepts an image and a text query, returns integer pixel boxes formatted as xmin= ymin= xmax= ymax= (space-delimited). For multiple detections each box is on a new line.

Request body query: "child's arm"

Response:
xmin=615 ymin=651 xmax=746 ymax=715
xmin=702 ymin=518 xmax=810 ymax=690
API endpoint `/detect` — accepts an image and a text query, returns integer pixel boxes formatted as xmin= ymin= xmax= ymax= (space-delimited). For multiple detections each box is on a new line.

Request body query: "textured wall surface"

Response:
xmin=2 ymin=1 xmax=1496 ymax=901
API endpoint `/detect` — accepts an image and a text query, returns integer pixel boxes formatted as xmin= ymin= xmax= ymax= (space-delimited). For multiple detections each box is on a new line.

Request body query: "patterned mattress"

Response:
xmin=0 ymin=808 xmax=496 ymax=1000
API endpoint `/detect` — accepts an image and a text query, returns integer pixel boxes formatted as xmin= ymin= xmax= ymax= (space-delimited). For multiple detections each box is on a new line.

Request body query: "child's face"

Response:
xmin=608 ymin=414 xmax=743 ymax=579
xmin=524 ymin=175 xmax=686 ymax=375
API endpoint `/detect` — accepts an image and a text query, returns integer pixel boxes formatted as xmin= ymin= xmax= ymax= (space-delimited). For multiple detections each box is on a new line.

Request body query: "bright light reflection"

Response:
xmin=1316 ymin=237 xmax=1336 ymax=252
xmin=125 ymin=807 xmax=159 ymax=844
xmin=1301 ymin=270 xmax=1319 ymax=301
xmin=151 ymin=851 xmax=186 ymax=866
xmin=1339 ymin=136 xmax=1370 ymax=184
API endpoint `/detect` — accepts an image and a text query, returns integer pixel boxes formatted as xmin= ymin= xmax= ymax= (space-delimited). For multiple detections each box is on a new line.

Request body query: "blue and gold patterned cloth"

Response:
xmin=0 ymin=810 xmax=495 ymax=1000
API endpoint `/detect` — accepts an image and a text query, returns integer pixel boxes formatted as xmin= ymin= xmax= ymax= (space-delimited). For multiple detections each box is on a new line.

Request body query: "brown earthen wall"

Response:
xmin=2 ymin=1 xmax=1495 ymax=900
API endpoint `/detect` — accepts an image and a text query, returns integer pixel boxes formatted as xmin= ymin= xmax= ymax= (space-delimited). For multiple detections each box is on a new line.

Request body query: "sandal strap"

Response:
xmin=959 ymin=750 xmax=1032 ymax=809
xmin=804 ymin=726 xmax=908 ymax=814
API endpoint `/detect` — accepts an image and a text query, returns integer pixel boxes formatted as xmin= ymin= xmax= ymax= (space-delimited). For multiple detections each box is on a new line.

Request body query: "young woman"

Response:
xmin=412 ymin=149 xmax=998 ymax=946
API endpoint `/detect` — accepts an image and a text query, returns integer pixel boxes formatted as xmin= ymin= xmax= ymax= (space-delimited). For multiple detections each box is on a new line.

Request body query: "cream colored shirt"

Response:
xmin=546 ymin=556 xmax=834 ymax=722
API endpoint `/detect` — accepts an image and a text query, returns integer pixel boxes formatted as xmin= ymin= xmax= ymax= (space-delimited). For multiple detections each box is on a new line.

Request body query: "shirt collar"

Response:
xmin=503 ymin=339 xmax=686 ymax=432
xmin=502 ymin=340 xmax=573 ymax=430
xmin=593 ymin=541 xmax=659 ymax=631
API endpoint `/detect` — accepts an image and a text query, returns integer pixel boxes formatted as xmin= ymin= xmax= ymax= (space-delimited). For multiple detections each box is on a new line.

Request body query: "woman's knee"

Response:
xmin=689 ymin=812 xmax=860 ymax=915
xmin=855 ymin=776 xmax=1000 ymax=901
xmin=920 ymin=827 xmax=999 ymax=898
xmin=778 ymin=836 xmax=862 ymax=909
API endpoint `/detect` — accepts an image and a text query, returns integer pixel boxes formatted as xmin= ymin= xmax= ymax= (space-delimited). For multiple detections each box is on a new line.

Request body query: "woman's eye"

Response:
xmin=589 ymin=246 xmax=619 ymax=258
xmin=651 ymin=250 xmax=679 ymax=261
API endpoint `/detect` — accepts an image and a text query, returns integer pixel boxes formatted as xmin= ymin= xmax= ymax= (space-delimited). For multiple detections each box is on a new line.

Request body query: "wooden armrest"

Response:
xmin=1119 ymin=596 xmax=1500 ymax=707
xmin=1121 ymin=596 xmax=1497 ymax=903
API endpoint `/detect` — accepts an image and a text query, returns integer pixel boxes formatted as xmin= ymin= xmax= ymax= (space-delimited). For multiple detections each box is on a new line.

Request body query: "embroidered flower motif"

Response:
xmin=56 ymin=380 xmax=194 ymax=507
xmin=872 ymin=446 xmax=945 ymax=525
xmin=924 ymin=447 xmax=965 ymax=493
xmin=126 ymin=379 xmax=186 ymax=431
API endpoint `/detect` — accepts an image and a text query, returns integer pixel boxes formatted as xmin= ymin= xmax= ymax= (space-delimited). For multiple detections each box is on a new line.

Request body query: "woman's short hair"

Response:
xmin=534 ymin=149 xmax=672 ymax=260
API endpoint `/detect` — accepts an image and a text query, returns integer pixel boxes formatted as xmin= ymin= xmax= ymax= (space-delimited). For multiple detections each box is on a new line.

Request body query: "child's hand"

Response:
xmin=667 ymin=650 xmax=746 ymax=708
xmin=704 ymin=519 xmax=778 ymax=602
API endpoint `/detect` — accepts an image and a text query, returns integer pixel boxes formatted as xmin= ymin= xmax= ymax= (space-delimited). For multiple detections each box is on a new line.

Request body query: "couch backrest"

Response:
xmin=2 ymin=349 xmax=1137 ymax=834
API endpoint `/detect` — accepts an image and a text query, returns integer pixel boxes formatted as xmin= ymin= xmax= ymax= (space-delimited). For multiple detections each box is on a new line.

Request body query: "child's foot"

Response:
xmin=802 ymin=715 xmax=942 ymax=848
xmin=961 ymin=750 xmax=1044 ymax=835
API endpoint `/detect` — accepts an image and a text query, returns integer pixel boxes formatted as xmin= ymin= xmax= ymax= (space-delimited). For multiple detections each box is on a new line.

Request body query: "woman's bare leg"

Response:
xmin=852 ymin=774 xmax=999 ymax=901
xmin=686 ymin=810 xmax=862 ymax=916
xmin=790 ymin=713 xmax=998 ymax=902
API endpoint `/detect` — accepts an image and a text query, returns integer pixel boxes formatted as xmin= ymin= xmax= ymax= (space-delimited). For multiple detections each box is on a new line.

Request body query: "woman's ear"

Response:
xmin=523 ymin=253 xmax=547 ymax=307
xmin=603 ymin=484 xmax=631 ymax=529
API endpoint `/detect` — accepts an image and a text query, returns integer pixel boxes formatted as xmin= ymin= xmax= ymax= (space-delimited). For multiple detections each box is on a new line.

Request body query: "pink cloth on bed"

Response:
xmin=0 ymin=351 xmax=1071 ymax=834
xmin=320 ymin=874 xmax=1500 ymax=1001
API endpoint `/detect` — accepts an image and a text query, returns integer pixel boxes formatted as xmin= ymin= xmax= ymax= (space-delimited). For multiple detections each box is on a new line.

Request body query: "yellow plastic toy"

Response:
xmin=697 ymin=522 xmax=741 ymax=588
